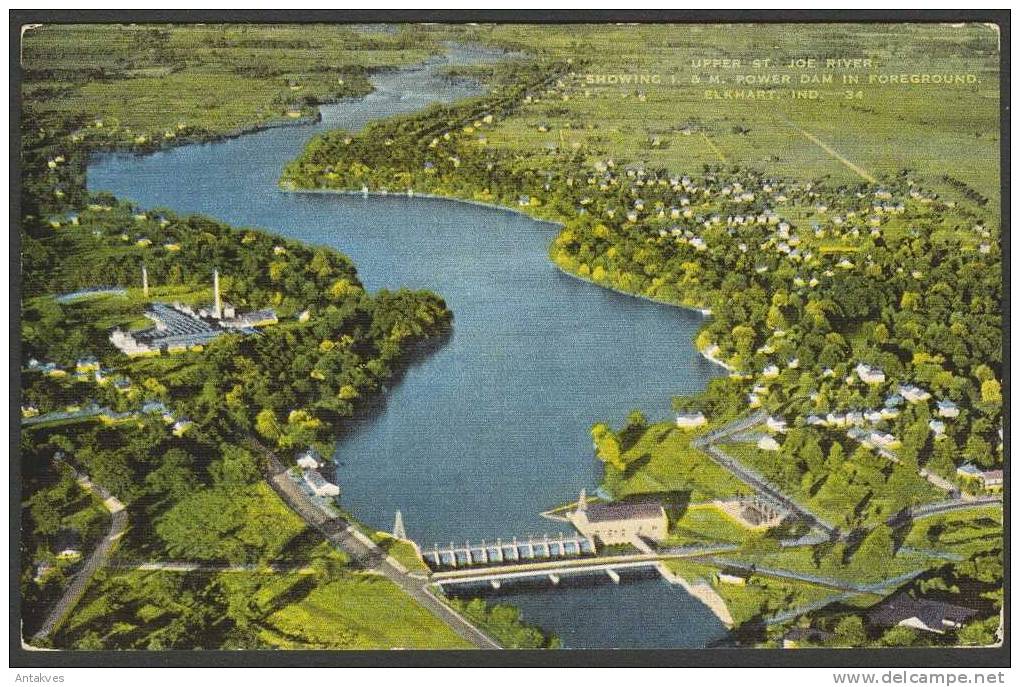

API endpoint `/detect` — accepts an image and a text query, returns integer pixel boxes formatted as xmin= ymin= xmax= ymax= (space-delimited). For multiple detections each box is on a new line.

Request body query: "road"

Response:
xmin=432 ymin=542 xmax=739 ymax=584
xmin=31 ymin=472 xmax=127 ymax=643
xmin=887 ymin=495 xmax=1003 ymax=527
xmin=702 ymin=443 xmax=837 ymax=536
xmin=697 ymin=558 xmax=925 ymax=596
xmin=251 ymin=438 xmax=501 ymax=649
xmin=109 ymin=561 xmax=319 ymax=573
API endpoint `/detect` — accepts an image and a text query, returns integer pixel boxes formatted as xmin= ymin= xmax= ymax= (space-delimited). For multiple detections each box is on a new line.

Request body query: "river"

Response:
xmin=88 ymin=44 xmax=729 ymax=649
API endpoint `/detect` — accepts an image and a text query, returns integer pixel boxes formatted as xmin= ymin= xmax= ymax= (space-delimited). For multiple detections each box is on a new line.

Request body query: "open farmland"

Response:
xmin=424 ymin=23 xmax=1000 ymax=222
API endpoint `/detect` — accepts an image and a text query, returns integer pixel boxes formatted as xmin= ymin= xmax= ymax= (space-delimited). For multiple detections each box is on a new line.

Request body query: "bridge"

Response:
xmin=429 ymin=544 xmax=738 ymax=589
xmin=423 ymin=533 xmax=595 ymax=569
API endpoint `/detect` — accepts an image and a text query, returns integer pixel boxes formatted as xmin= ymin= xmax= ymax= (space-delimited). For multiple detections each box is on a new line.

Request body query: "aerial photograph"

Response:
xmin=14 ymin=17 xmax=1004 ymax=659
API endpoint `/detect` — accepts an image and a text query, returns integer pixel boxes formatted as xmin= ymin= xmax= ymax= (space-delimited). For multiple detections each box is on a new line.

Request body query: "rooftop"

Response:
xmin=585 ymin=500 xmax=664 ymax=523
xmin=867 ymin=593 xmax=977 ymax=630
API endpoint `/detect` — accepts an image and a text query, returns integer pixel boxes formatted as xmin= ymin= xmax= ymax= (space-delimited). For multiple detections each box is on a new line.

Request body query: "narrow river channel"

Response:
xmin=88 ymin=43 xmax=729 ymax=648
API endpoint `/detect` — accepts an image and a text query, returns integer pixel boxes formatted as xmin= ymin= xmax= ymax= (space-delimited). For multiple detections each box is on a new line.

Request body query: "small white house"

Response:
xmin=900 ymin=385 xmax=931 ymax=403
xmin=676 ymin=412 xmax=708 ymax=430
xmin=757 ymin=436 xmax=781 ymax=452
xmin=869 ymin=432 xmax=900 ymax=449
xmin=957 ymin=464 xmax=981 ymax=480
xmin=296 ymin=448 xmax=323 ymax=470
xmin=928 ymin=419 xmax=946 ymax=437
xmin=957 ymin=464 xmax=1003 ymax=490
xmin=766 ymin=416 xmax=788 ymax=434
xmin=855 ymin=363 xmax=886 ymax=385
xmin=302 ymin=469 xmax=340 ymax=498
xmin=762 ymin=365 xmax=780 ymax=379
xmin=936 ymin=399 xmax=960 ymax=418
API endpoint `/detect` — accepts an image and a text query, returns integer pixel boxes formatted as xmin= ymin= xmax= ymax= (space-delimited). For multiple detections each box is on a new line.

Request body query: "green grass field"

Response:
xmin=902 ymin=507 xmax=1003 ymax=558
xmin=21 ymin=24 xmax=438 ymax=155
xmin=602 ymin=422 xmax=750 ymax=501
xmin=54 ymin=568 xmax=469 ymax=650
xmin=260 ymin=573 xmax=471 ymax=649
xmin=666 ymin=503 xmax=759 ymax=546
xmin=424 ymin=23 xmax=1000 ymax=223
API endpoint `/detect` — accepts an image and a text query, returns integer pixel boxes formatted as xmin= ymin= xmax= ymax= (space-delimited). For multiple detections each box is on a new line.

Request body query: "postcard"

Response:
xmin=13 ymin=13 xmax=1006 ymax=665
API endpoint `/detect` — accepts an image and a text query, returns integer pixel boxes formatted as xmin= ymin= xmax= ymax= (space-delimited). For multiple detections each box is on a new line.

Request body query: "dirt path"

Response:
xmin=786 ymin=122 xmax=877 ymax=183
xmin=699 ymin=131 xmax=729 ymax=163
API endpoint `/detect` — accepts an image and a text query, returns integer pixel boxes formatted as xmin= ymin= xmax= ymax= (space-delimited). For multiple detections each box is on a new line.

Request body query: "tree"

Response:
xmin=591 ymin=423 xmax=624 ymax=472
xmin=626 ymin=409 xmax=647 ymax=431
xmin=829 ymin=615 xmax=867 ymax=647
xmin=853 ymin=524 xmax=895 ymax=570
xmin=980 ymin=379 xmax=1002 ymax=404
xmin=254 ymin=409 xmax=281 ymax=442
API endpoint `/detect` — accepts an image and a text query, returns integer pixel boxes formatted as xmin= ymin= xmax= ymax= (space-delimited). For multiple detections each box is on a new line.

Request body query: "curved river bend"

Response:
xmin=88 ymin=45 xmax=728 ymax=648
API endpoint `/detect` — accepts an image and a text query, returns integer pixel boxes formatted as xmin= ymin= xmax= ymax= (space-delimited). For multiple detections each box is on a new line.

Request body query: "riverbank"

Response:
xmin=280 ymin=186 xmax=725 ymax=361
xmin=81 ymin=47 xmax=745 ymax=649
xmin=280 ymin=185 xmax=564 ymax=225
xmin=655 ymin=562 xmax=734 ymax=628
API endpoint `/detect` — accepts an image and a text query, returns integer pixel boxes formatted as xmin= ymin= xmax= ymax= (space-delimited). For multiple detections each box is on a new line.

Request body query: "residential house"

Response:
xmin=980 ymin=470 xmax=1003 ymax=490
xmin=900 ymin=385 xmax=931 ymax=404
xmin=76 ymin=357 xmax=100 ymax=373
xmin=676 ymin=412 xmax=708 ymax=430
xmin=957 ymin=464 xmax=1003 ymax=491
xmin=937 ymin=400 xmax=960 ymax=418
xmin=855 ymin=363 xmax=886 ymax=385
xmin=867 ymin=593 xmax=978 ymax=635
xmin=297 ymin=448 xmax=323 ymax=470
xmin=302 ymin=469 xmax=340 ymax=498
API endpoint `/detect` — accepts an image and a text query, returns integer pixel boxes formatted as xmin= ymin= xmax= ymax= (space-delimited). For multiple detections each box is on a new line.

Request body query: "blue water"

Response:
xmin=87 ymin=44 xmax=728 ymax=648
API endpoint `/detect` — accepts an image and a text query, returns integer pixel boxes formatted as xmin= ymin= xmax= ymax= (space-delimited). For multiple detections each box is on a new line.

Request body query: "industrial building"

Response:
xmin=109 ymin=269 xmax=277 ymax=356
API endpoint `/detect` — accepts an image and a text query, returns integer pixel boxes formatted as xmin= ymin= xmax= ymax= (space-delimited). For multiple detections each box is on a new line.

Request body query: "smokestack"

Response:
xmin=142 ymin=265 xmax=149 ymax=298
xmin=213 ymin=269 xmax=221 ymax=319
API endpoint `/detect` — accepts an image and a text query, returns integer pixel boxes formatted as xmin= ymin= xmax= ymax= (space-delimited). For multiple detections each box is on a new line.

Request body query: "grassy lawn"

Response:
xmin=666 ymin=503 xmax=757 ymax=546
xmin=370 ymin=532 xmax=430 ymax=574
xmin=603 ymin=422 xmax=750 ymax=502
xmin=149 ymin=482 xmax=311 ymax=565
xmin=665 ymin=559 xmax=841 ymax=627
xmin=902 ymin=507 xmax=1003 ymax=558
xmin=722 ymin=544 xmax=936 ymax=586
xmin=261 ymin=573 xmax=471 ymax=649
xmin=54 ymin=567 xmax=470 ymax=650
xmin=22 ymin=24 xmax=437 ymax=149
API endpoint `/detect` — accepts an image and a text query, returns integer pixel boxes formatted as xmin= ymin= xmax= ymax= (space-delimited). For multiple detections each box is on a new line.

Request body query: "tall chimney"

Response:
xmin=142 ymin=265 xmax=149 ymax=298
xmin=213 ymin=269 xmax=222 ymax=319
